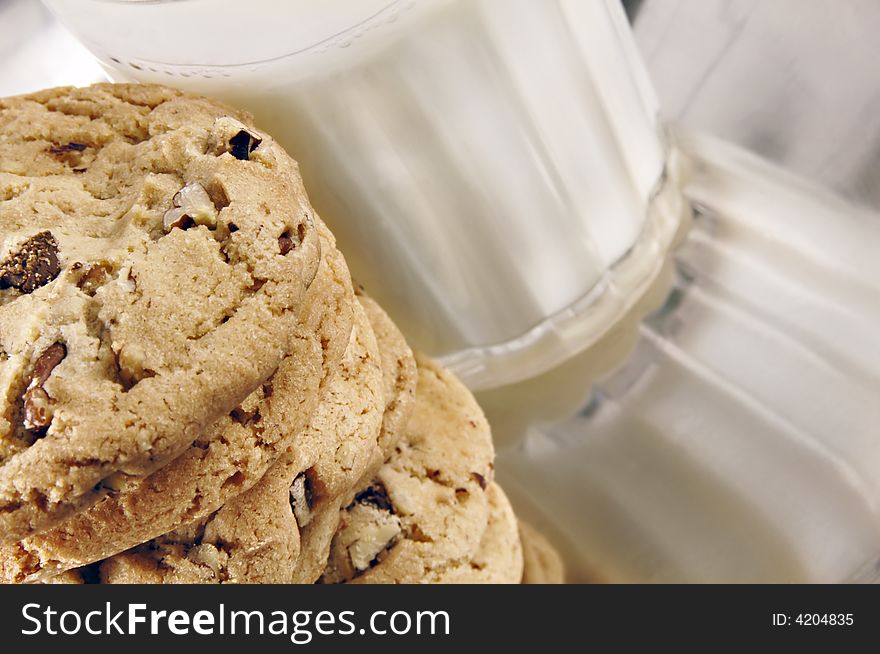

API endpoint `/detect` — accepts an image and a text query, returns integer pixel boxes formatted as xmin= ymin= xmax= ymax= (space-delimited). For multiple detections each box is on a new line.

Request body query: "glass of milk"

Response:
xmin=487 ymin=131 xmax=880 ymax=582
xmin=44 ymin=0 xmax=688 ymax=389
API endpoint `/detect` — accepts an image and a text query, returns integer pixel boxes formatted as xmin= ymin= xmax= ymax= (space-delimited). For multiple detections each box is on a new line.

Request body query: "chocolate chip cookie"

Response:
xmin=0 ymin=220 xmax=353 ymax=583
xmin=290 ymin=290 xmax=417 ymax=583
xmin=320 ymin=354 xmax=501 ymax=584
xmin=433 ymin=482 xmax=523 ymax=583
xmin=96 ymin=296 xmax=386 ymax=583
xmin=0 ymin=84 xmax=322 ymax=540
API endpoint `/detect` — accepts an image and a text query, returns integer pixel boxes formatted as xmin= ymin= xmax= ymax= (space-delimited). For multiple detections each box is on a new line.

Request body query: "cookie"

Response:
xmin=0 ymin=220 xmax=352 ymax=583
xmin=0 ymin=84 xmax=322 ymax=540
xmin=354 ymin=289 xmax=418 ymax=463
xmin=431 ymin=482 xmax=523 ymax=583
xmin=519 ymin=521 xmax=565 ymax=584
xmin=320 ymin=354 xmax=497 ymax=584
xmin=97 ymin=296 xmax=385 ymax=584
xmin=323 ymin=481 xmax=524 ymax=584
xmin=290 ymin=291 xmax=416 ymax=583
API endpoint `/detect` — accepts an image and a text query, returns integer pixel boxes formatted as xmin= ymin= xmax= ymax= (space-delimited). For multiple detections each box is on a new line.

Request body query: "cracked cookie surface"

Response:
xmin=0 ymin=83 xmax=322 ymax=540
xmin=95 ymin=296 xmax=385 ymax=584
xmin=0 ymin=220 xmax=352 ymax=583
xmin=290 ymin=291 xmax=417 ymax=583
xmin=321 ymin=354 xmax=503 ymax=584
xmin=433 ymin=482 xmax=523 ymax=583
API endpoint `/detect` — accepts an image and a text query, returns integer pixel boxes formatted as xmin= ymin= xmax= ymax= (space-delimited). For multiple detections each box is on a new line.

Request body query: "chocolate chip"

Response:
xmin=354 ymin=483 xmax=394 ymax=513
xmin=48 ymin=143 xmax=87 ymax=155
xmin=230 ymin=406 xmax=260 ymax=426
xmin=162 ymin=210 xmax=194 ymax=232
xmin=278 ymin=232 xmax=294 ymax=255
xmin=228 ymin=129 xmax=262 ymax=161
xmin=48 ymin=143 xmax=88 ymax=168
xmin=304 ymin=477 xmax=315 ymax=510
xmin=22 ymin=342 xmax=67 ymax=434
xmin=0 ymin=231 xmax=61 ymax=294
xmin=470 ymin=472 xmax=487 ymax=490
xmin=77 ymin=563 xmax=102 ymax=585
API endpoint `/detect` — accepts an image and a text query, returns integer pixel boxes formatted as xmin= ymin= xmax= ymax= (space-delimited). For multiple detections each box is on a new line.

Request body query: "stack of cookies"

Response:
xmin=0 ymin=84 xmax=562 ymax=585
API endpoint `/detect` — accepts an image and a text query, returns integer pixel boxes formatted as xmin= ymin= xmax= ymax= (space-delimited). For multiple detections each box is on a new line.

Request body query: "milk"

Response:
xmin=44 ymin=0 xmax=683 ymax=388
xmin=487 ymin=133 xmax=880 ymax=582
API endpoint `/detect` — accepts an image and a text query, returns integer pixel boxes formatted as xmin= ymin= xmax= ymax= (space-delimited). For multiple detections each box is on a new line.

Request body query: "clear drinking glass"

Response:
xmin=491 ymin=132 xmax=880 ymax=582
xmin=43 ymin=0 xmax=689 ymax=389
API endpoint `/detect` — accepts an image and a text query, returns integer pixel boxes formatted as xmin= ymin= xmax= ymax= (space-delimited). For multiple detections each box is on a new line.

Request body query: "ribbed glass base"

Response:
xmin=491 ymin=132 xmax=880 ymax=582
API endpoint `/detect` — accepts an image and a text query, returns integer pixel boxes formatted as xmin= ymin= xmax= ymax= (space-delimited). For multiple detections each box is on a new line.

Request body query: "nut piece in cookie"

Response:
xmin=23 ymin=343 xmax=67 ymax=433
xmin=72 ymin=262 xmax=111 ymax=296
xmin=0 ymin=231 xmax=62 ymax=294
xmin=163 ymin=183 xmax=218 ymax=232
xmin=289 ymin=472 xmax=315 ymax=527
xmin=347 ymin=506 xmax=401 ymax=573
xmin=322 ymin=484 xmax=401 ymax=582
